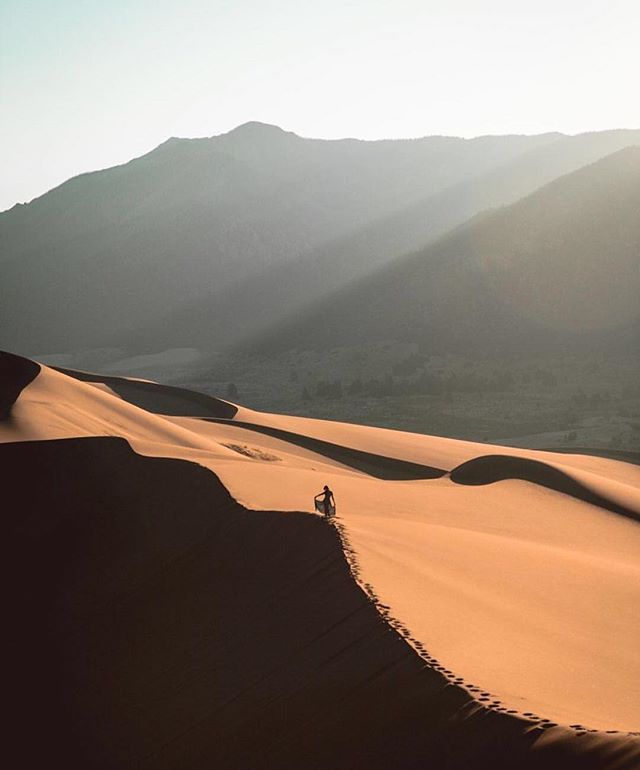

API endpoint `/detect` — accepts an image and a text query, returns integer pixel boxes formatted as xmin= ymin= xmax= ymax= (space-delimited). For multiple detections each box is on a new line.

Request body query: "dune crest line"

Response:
xmin=53 ymin=365 xmax=238 ymax=419
xmin=450 ymin=454 xmax=640 ymax=521
xmin=204 ymin=416 xmax=446 ymax=479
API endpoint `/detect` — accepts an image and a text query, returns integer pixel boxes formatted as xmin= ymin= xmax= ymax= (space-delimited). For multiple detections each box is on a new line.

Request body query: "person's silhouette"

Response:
xmin=314 ymin=485 xmax=335 ymax=516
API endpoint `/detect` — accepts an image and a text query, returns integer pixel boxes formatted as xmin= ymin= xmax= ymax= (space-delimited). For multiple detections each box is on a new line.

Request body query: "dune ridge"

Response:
xmin=450 ymin=454 xmax=640 ymax=522
xmin=43 ymin=361 xmax=640 ymax=489
xmin=16 ymin=360 xmax=638 ymax=518
xmin=53 ymin=365 xmax=237 ymax=418
xmin=204 ymin=416 xmax=446 ymax=479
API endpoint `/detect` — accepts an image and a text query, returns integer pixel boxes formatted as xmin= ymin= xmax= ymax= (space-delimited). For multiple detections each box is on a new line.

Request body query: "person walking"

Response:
xmin=314 ymin=485 xmax=336 ymax=517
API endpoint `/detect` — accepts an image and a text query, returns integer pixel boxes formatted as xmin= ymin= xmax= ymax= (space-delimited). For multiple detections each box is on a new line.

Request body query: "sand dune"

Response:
xmin=204 ymin=416 xmax=445 ymax=479
xmin=53 ymin=361 xmax=640 ymax=488
xmin=2 ymin=353 xmax=640 ymax=768
xmin=53 ymin=365 xmax=237 ymax=418
xmin=450 ymin=453 xmax=640 ymax=521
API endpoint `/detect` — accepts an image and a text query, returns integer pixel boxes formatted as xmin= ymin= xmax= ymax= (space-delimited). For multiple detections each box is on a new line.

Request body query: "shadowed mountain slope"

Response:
xmin=0 ymin=123 xmax=559 ymax=354
xmin=250 ymin=146 xmax=640 ymax=356
xmin=119 ymin=128 xmax=640 ymax=352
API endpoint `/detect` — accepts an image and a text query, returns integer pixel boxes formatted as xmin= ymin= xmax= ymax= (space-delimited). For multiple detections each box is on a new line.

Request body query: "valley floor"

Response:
xmin=86 ymin=347 xmax=640 ymax=452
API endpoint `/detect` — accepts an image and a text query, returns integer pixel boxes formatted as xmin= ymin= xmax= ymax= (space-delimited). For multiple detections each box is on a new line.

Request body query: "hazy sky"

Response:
xmin=1 ymin=0 xmax=639 ymax=211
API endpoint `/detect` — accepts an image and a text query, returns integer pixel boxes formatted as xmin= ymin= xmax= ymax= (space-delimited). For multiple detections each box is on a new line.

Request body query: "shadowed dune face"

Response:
xmin=0 ymin=351 xmax=40 ymax=419
xmin=450 ymin=454 xmax=640 ymax=522
xmin=5 ymin=436 xmax=639 ymax=770
xmin=204 ymin=416 xmax=446 ymax=479
xmin=53 ymin=365 xmax=238 ymax=418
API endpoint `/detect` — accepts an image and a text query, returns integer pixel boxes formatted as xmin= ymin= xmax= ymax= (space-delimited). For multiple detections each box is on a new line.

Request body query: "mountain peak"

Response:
xmin=224 ymin=121 xmax=293 ymax=140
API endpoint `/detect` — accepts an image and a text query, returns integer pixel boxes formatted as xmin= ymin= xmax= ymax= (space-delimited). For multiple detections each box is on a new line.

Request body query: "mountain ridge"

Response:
xmin=0 ymin=124 xmax=561 ymax=353
xmin=246 ymin=146 xmax=640 ymax=356
xmin=118 ymin=131 xmax=640 ymax=354
xmin=2 ymin=125 xmax=639 ymax=356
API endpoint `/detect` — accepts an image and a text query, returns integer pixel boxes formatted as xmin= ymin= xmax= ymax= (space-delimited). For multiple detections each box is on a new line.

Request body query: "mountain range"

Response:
xmin=1 ymin=123 xmax=639 ymax=356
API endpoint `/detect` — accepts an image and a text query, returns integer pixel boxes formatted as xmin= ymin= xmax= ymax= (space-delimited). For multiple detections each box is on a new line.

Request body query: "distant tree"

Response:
xmin=289 ymin=368 xmax=299 ymax=383
xmin=226 ymin=382 xmax=239 ymax=398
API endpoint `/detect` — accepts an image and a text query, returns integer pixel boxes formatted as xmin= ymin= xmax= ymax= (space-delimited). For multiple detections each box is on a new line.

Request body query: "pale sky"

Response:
xmin=1 ymin=0 xmax=639 ymax=211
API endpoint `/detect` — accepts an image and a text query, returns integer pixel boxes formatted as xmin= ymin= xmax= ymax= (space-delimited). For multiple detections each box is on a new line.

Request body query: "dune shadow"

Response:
xmin=450 ymin=454 xmax=639 ymax=522
xmin=205 ymin=417 xmax=446 ymax=480
xmin=0 ymin=351 xmax=41 ymax=419
xmin=52 ymin=365 xmax=238 ymax=419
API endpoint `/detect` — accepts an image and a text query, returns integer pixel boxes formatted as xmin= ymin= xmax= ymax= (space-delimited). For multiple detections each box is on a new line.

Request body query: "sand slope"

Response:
xmin=2 ymin=353 xmax=640 ymax=768
xmin=0 ymin=350 xmax=40 ymax=418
